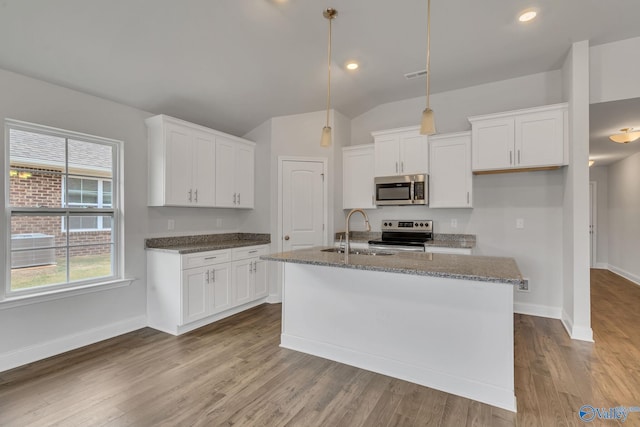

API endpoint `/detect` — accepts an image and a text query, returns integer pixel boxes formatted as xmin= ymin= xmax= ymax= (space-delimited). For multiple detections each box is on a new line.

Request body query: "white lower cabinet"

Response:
xmin=147 ymin=244 xmax=270 ymax=335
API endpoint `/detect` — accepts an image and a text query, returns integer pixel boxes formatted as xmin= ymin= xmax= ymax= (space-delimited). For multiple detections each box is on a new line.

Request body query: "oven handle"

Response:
xmin=368 ymin=244 xmax=426 ymax=253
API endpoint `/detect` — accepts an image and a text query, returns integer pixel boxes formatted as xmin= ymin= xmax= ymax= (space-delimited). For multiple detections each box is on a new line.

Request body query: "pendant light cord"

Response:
xmin=426 ymin=0 xmax=431 ymax=110
xmin=326 ymin=15 xmax=332 ymax=127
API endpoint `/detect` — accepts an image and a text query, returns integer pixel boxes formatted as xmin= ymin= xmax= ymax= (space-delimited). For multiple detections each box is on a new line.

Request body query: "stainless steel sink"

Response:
xmin=321 ymin=248 xmax=394 ymax=256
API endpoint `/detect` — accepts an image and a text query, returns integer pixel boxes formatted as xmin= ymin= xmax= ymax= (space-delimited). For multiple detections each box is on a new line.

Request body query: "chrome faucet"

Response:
xmin=344 ymin=208 xmax=371 ymax=263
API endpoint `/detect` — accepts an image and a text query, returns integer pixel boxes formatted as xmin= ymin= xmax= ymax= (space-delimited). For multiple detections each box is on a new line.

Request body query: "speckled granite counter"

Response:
xmin=263 ymin=246 xmax=521 ymax=285
xmin=335 ymin=232 xmax=476 ymax=250
xmin=145 ymin=233 xmax=270 ymax=254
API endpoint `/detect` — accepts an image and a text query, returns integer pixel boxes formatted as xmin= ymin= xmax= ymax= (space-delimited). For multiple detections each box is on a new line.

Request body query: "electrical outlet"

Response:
xmin=516 ymin=218 xmax=524 ymax=229
xmin=167 ymin=219 xmax=175 ymax=230
xmin=518 ymin=278 xmax=530 ymax=292
xmin=216 ymin=218 xmax=223 ymax=227
xmin=451 ymin=218 xmax=458 ymax=229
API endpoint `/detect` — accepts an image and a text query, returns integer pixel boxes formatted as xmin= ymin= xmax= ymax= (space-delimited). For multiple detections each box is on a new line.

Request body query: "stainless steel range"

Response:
xmin=368 ymin=220 xmax=433 ymax=252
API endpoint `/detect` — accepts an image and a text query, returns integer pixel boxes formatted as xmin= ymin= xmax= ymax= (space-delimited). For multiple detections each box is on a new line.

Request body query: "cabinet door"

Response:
xmin=399 ymin=133 xmax=429 ymax=175
xmin=253 ymin=260 xmax=268 ymax=299
xmin=515 ymin=109 xmax=564 ymax=168
xmin=374 ymin=135 xmax=400 ymax=177
xmin=192 ymin=130 xmax=216 ymax=207
xmin=235 ymin=143 xmax=254 ymax=208
xmin=210 ymin=263 xmax=232 ymax=314
xmin=215 ymin=137 xmax=236 ymax=207
xmin=232 ymin=259 xmax=253 ymax=306
xmin=343 ymin=145 xmax=376 ymax=209
xmin=429 ymin=134 xmax=472 ymax=208
xmin=165 ymin=123 xmax=193 ymax=206
xmin=471 ymin=118 xmax=514 ymax=171
xmin=182 ymin=266 xmax=208 ymax=324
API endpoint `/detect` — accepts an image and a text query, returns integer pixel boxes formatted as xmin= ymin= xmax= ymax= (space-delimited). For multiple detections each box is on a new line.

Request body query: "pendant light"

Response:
xmin=320 ymin=8 xmax=337 ymax=147
xmin=420 ymin=0 xmax=435 ymax=135
xmin=609 ymin=128 xmax=640 ymax=144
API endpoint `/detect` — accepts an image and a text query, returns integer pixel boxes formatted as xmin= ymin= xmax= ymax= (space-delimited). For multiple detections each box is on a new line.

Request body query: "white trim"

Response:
xmin=0 ymin=314 xmax=146 ymax=373
xmin=513 ymin=302 xmax=562 ymax=319
xmin=608 ymin=264 xmax=640 ymax=287
xmin=0 ymin=278 xmax=135 ymax=310
xmin=281 ymin=334 xmax=517 ymax=412
xmin=593 ymin=262 xmax=609 ymax=270
xmin=589 ymin=181 xmax=597 ymax=267
xmin=561 ymin=309 xmax=594 ymax=342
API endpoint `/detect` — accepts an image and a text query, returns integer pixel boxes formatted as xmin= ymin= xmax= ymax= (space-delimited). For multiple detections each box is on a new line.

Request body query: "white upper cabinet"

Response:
xmin=468 ymin=103 xmax=568 ymax=173
xmin=343 ymin=144 xmax=376 ymax=210
xmin=146 ymin=115 xmax=254 ymax=208
xmin=429 ymin=132 xmax=473 ymax=208
xmin=372 ymin=126 xmax=429 ymax=177
xmin=215 ymin=137 xmax=255 ymax=208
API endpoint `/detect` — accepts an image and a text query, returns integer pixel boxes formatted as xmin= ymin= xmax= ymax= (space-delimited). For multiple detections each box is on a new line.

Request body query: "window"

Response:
xmin=5 ymin=119 xmax=121 ymax=296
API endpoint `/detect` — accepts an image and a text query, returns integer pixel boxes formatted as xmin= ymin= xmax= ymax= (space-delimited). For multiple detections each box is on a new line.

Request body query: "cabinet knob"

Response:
xmin=238 ymin=193 xmax=241 ymax=205
xmin=284 ymin=235 xmax=290 ymax=241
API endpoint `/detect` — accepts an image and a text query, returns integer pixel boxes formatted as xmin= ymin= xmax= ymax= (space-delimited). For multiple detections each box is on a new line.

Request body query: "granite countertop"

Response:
xmin=335 ymin=231 xmax=476 ymax=249
xmin=145 ymin=233 xmax=270 ymax=254
xmin=262 ymin=246 xmax=522 ymax=285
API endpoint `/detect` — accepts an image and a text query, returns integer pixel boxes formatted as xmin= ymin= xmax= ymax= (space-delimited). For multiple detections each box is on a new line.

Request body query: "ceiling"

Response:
xmin=1 ymin=0 xmax=640 ymax=146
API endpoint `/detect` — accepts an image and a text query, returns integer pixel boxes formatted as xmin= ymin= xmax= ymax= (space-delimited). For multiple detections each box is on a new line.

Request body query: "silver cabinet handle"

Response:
xmin=205 ymin=270 xmax=209 ymax=284
xmin=401 ymin=161 xmax=404 ymax=173
xmin=372 ymin=195 xmax=375 ymax=206
xmin=249 ymin=250 xmax=258 ymax=254
xmin=211 ymin=269 xmax=216 ymax=282
xmin=188 ymin=189 xmax=193 ymax=202
xmin=395 ymin=162 xmax=398 ymax=173
xmin=509 ymin=151 xmax=513 ymax=165
xmin=204 ymin=256 xmax=217 ymax=260
xmin=517 ymin=150 xmax=521 ymax=165
xmin=194 ymin=189 xmax=198 ymax=203
xmin=237 ymin=193 xmax=241 ymax=205
xmin=233 ymin=193 xmax=237 ymax=204
xmin=467 ymin=192 xmax=470 ymax=205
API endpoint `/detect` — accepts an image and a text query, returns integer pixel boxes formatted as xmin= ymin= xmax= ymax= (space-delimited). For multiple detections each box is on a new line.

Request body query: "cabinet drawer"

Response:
xmin=182 ymin=249 xmax=231 ymax=269
xmin=232 ymin=245 xmax=269 ymax=261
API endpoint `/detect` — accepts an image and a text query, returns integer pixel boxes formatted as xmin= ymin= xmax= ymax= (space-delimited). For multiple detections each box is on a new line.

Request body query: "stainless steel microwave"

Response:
xmin=374 ymin=174 xmax=428 ymax=206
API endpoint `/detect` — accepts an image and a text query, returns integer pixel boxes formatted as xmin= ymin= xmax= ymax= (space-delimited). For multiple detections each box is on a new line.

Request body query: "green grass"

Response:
xmin=11 ymin=254 xmax=112 ymax=290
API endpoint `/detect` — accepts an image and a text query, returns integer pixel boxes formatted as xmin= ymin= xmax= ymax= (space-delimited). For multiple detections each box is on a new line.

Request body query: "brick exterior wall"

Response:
xmin=10 ymin=169 xmax=111 ymax=262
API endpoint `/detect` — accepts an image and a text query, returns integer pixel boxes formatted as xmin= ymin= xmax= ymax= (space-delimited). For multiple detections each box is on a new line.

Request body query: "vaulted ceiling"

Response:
xmin=1 ymin=0 xmax=640 ymax=144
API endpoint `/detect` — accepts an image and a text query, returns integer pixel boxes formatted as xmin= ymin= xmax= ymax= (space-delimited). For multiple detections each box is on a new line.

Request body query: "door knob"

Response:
xmin=284 ymin=235 xmax=290 ymax=241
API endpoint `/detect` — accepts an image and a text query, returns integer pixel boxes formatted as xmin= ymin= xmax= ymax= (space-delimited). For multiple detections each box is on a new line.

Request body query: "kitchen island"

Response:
xmin=262 ymin=247 xmax=522 ymax=412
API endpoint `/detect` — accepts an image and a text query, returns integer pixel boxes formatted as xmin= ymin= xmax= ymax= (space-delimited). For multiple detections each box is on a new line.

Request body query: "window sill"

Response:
xmin=0 ymin=278 xmax=136 ymax=310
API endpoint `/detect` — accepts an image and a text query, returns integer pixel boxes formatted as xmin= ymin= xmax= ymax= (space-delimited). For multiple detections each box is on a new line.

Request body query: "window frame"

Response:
xmin=3 ymin=119 xmax=123 ymax=300
xmin=62 ymin=177 xmax=113 ymax=232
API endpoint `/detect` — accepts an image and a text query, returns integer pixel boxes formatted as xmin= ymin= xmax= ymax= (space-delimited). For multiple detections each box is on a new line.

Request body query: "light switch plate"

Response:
xmin=167 ymin=219 xmax=175 ymax=230
xmin=451 ymin=219 xmax=458 ymax=229
xmin=516 ymin=218 xmax=524 ymax=229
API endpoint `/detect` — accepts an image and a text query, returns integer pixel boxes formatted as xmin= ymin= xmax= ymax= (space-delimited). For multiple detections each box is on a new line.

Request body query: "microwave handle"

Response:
xmin=410 ymin=181 xmax=415 ymax=203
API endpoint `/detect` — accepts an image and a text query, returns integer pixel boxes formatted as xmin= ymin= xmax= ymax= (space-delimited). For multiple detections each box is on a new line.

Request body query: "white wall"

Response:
xmin=350 ymin=70 xmax=563 ymax=147
xmin=590 ymin=36 xmax=640 ymax=104
xmin=347 ymin=71 xmax=566 ymax=317
xmin=589 ymin=166 xmax=609 ymax=267
xmin=607 ymin=152 xmax=640 ymax=284
xmin=561 ymin=41 xmax=592 ymax=342
xmin=0 ymin=68 xmax=265 ymax=371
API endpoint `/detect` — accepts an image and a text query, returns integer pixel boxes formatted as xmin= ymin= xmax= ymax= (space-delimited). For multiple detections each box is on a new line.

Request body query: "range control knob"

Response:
xmin=415 ymin=222 xmax=418 ymax=227
xmin=420 ymin=223 xmax=424 ymax=227
xmin=383 ymin=222 xmax=388 ymax=227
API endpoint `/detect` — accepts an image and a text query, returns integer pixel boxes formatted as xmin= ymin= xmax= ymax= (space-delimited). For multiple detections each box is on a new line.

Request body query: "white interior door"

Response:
xmin=282 ymin=160 xmax=325 ymax=252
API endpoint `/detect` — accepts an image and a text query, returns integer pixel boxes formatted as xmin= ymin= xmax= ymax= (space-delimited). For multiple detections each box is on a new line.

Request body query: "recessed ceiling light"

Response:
xmin=346 ymin=61 xmax=359 ymax=71
xmin=518 ymin=9 xmax=537 ymax=23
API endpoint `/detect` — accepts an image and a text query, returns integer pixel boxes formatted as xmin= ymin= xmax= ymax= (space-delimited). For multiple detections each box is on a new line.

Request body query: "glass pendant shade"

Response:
xmin=320 ymin=126 xmax=332 ymax=147
xmin=420 ymin=108 xmax=436 ymax=135
xmin=609 ymin=128 xmax=640 ymax=144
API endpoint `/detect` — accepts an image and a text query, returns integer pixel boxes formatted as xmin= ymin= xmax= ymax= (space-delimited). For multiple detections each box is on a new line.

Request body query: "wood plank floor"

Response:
xmin=1 ymin=269 xmax=639 ymax=426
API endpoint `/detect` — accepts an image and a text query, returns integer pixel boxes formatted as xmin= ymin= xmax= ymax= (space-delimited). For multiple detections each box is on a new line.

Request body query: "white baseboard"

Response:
xmin=266 ymin=295 xmax=282 ymax=304
xmin=593 ymin=262 xmax=609 ymax=270
xmin=607 ymin=264 xmax=640 ymax=286
xmin=561 ymin=310 xmax=594 ymax=342
xmin=281 ymin=334 xmax=517 ymax=412
xmin=0 ymin=315 xmax=147 ymax=373
xmin=513 ymin=303 xmax=561 ymax=319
